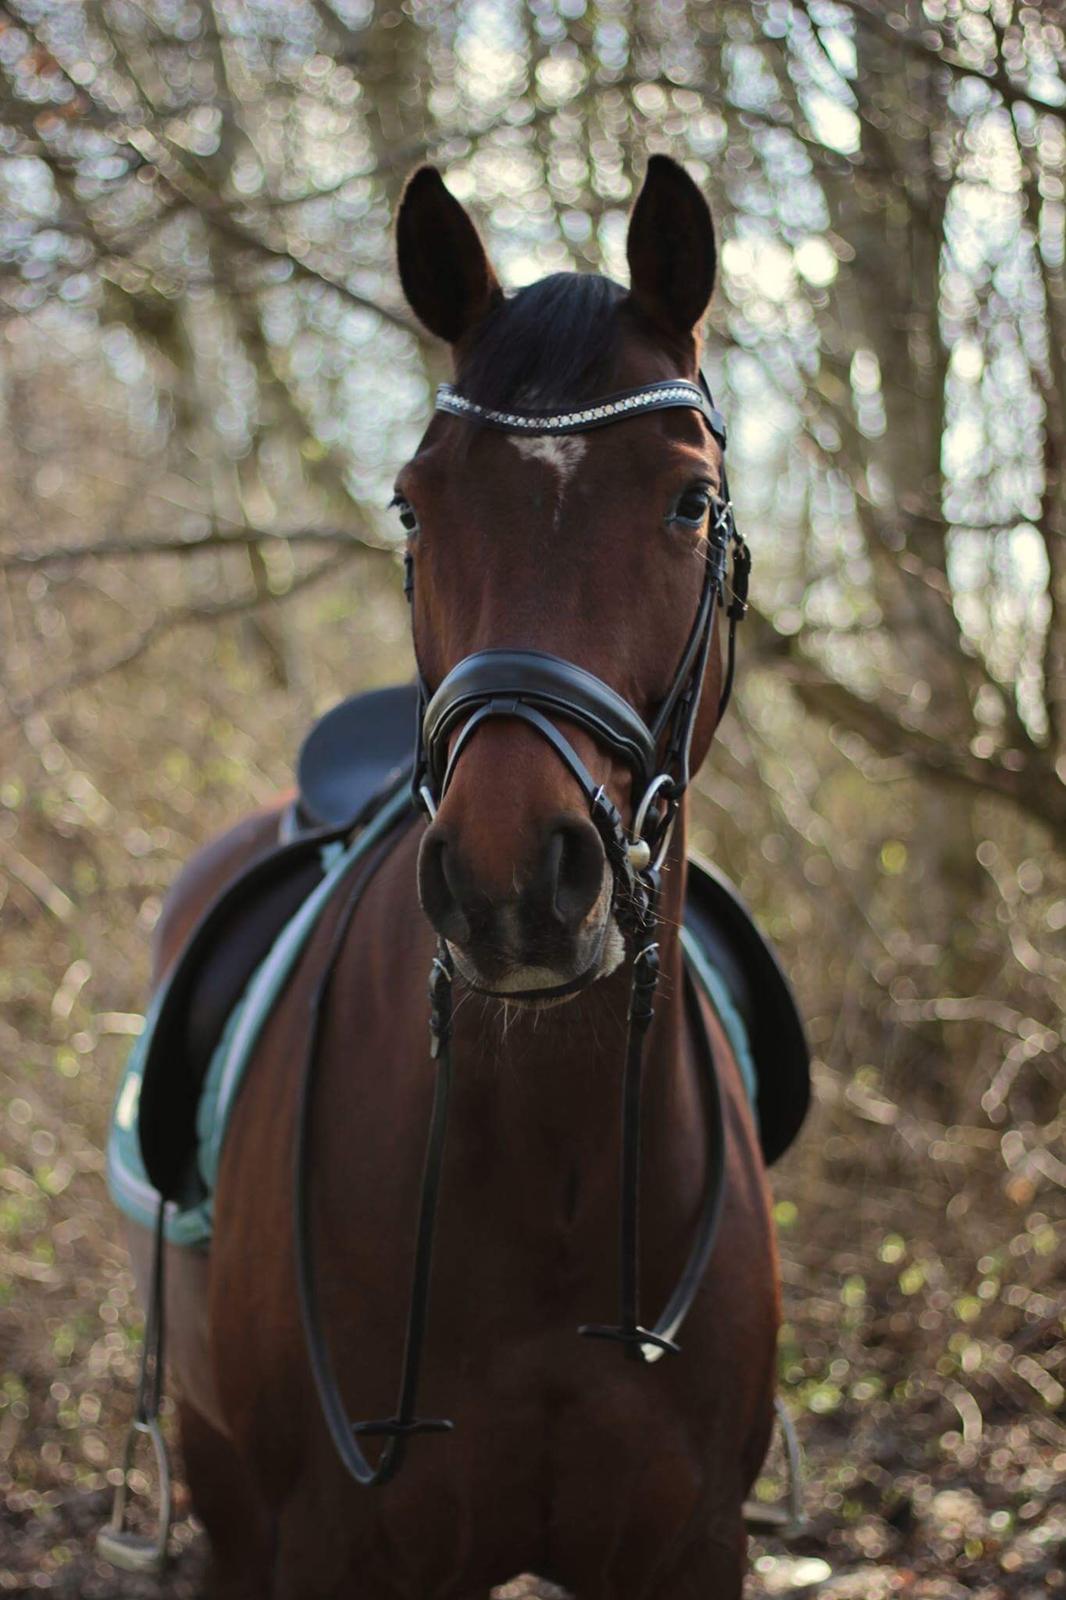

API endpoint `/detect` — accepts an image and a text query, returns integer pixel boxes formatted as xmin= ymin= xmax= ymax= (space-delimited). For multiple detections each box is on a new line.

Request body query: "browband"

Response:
xmin=436 ymin=379 xmax=727 ymax=448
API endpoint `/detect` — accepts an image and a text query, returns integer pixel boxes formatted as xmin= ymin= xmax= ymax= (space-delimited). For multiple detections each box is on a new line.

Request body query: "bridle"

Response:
xmin=413 ymin=376 xmax=749 ymax=894
xmin=294 ymin=372 xmax=751 ymax=1487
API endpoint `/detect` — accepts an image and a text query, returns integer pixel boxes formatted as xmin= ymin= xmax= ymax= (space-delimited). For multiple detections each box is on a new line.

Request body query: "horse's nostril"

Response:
xmin=417 ymin=831 xmax=471 ymax=945
xmin=419 ymin=815 xmax=606 ymax=953
xmin=545 ymin=818 xmax=606 ymax=929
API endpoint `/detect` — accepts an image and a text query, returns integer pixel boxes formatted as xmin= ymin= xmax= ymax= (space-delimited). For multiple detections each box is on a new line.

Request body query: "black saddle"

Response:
xmin=137 ymin=685 xmax=808 ymax=1198
xmin=295 ymin=683 xmax=419 ymax=831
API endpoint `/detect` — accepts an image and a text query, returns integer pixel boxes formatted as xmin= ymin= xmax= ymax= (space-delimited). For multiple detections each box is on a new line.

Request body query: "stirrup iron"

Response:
xmin=743 ymin=1396 xmax=806 ymax=1538
xmin=97 ymin=1197 xmax=172 ymax=1573
xmin=96 ymin=1413 xmax=172 ymax=1573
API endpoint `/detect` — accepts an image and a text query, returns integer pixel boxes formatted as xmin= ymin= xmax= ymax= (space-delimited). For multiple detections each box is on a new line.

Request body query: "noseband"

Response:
xmin=296 ymin=372 xmax=751 ymax=1488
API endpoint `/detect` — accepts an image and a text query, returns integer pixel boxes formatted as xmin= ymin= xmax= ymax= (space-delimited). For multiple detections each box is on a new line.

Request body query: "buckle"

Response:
xmin=727 ymin=536 xmax=751 ymax=622
xmin=578 ymin=1324 xmax=681 ymax=1361
xmin=416 ymin=782 xmax=438 ymax=819
xmin=352 ymin=1416 xmax=455 ymax=1438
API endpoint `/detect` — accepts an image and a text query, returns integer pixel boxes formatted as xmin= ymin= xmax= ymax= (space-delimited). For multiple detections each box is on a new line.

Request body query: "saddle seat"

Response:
xmin=292 ymin=682 xmax=418 ymax=833
xmin=111 ymin=684 xmax=809 ymax=1233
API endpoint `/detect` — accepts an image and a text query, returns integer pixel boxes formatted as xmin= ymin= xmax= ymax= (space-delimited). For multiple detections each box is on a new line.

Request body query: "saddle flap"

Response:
xmin=138 ymin=834 xmax=339 ymax=1196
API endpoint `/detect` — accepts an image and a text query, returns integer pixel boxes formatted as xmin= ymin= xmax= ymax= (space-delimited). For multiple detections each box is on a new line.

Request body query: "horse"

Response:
xmin=120 ymin=154 xmax=784 ymax=1600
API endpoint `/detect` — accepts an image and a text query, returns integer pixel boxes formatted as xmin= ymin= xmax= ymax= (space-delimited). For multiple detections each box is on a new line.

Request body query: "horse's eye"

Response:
xmin=389 ymin=494 xmax=419 ymax=535
xmin=670 ymin=486 xmax=711 ymax=528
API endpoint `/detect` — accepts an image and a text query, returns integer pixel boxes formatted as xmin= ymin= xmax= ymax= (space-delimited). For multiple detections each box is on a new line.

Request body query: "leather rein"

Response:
xmin=294 ymin=373 xmax=751 ymax=1487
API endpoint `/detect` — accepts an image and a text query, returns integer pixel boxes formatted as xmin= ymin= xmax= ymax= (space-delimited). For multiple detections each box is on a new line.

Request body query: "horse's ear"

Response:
xmin=626 ymin=156 xmax=716 ymax=339
xmin=397 ymin=167 xmax=502 ymax=345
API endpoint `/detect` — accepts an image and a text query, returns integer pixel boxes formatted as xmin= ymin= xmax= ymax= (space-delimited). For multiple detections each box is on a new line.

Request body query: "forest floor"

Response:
xmin=1 ymin=1012 xmax=1063 ymax=1597
xmin=2 ymin=1355 xmax=1065 ymax=1600
xmin=1 ymin=1178 xmax=1062 ymax=1599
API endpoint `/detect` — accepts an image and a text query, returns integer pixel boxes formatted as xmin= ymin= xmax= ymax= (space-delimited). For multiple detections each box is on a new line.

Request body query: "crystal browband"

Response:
xmin=436 ymin=379 xmax=727 ymax=446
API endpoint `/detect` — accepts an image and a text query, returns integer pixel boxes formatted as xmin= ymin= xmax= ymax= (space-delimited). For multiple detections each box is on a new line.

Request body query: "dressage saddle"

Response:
xmin=136 ymin=684 xmax=809 ymax=1201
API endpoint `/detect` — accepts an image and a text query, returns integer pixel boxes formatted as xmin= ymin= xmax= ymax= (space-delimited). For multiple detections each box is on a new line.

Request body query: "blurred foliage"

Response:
xmin=0 ymin=0 xmax=1064 ymax=1593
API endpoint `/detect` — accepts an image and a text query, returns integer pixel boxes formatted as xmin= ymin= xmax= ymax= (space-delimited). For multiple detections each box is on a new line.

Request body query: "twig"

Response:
xmin=2 ymin=547 xmax=363 ymax=721
xmin=827 ymin=0 xmax=1066 ymax=127
xmin=0 ymin=838 xmax=75 ymax=921
xmin=0 ymin=1 xmax=421 ymax=339
xmin=0 ymin=526 xmax=394 ymax=571
xmin=786 ymin=664 xmax=1066 ymax=834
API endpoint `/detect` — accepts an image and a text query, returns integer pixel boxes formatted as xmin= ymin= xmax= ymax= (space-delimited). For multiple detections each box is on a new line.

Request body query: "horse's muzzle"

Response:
xmin=417 ymin=815 xmax=617 ymax=1000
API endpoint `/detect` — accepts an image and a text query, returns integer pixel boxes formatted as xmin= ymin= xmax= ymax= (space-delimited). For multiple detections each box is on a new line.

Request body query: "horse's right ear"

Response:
xmin=397 ymin=168 xmax=502 ymax=345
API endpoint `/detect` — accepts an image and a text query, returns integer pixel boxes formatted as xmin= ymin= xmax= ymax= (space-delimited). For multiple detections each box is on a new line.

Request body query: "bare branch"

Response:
xmin=784 ymin=658 xmax=1066 ymax=833
xmin=1 ymin=1 xmax=421 ymax=339
xmin=1 ymin=547 xmax=371 ymax=722
xmin=0 ymin=525 xmax=394 ymax=571
xmin=829 ymin=0 xmax=1066 ymax=128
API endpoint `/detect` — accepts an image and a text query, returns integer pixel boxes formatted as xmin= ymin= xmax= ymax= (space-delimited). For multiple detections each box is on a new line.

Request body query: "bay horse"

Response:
xmin=124 ymin=155 xmax=780 ymax=1599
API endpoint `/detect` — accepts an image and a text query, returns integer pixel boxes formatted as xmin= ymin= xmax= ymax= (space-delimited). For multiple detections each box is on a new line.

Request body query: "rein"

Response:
xmin=296 ymin=372 xmax=750 ymax=1485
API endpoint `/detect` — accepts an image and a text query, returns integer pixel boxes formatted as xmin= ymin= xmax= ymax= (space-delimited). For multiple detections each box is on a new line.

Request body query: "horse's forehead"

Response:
xmin=509 ymin=434 xmax=587 ymax=483
xmin=403 ymin=398 xmax=717 ymax=530
xmin=431 ymin=428 xmax=658 ymax=523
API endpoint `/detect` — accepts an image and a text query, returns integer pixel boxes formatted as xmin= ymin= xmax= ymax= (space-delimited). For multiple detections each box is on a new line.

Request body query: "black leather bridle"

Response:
xmin=413 ymin=376 xmax=749 ymax=888
xmin=295 ymin=372 xmax=751 ymax=1487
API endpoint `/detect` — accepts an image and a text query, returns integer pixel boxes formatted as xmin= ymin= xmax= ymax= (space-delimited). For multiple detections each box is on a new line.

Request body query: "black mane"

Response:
xmin=456 ymin=272 xmax=626 ymax=411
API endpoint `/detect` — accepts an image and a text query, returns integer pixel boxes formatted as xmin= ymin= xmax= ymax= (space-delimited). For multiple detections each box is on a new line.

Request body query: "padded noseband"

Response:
xmin=423 ymin=649 xmax=658 ymax=800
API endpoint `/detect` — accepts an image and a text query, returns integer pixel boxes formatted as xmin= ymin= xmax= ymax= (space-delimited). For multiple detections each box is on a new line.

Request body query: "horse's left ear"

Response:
xmin=397 ymin=167 xmax=502 ymax=344
xmin=626 ymin=156 xmax=716 ymax=338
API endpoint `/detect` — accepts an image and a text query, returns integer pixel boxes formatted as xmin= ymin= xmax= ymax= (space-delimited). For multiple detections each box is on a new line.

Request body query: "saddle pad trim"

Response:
xmin=107 ymin=787 xmax=413 ymax=1246
xmin=679 ymin=925 xmax=759 ymax=1123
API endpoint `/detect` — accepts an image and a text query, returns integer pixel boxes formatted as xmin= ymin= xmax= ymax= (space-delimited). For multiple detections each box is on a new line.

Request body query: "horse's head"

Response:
xmin=395 ymin=156 xmax=728 ymax=1004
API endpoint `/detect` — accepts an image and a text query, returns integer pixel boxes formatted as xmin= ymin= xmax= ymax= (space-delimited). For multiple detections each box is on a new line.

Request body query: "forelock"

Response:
xmin=455 ymin=272 xmax=626 ymax=412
